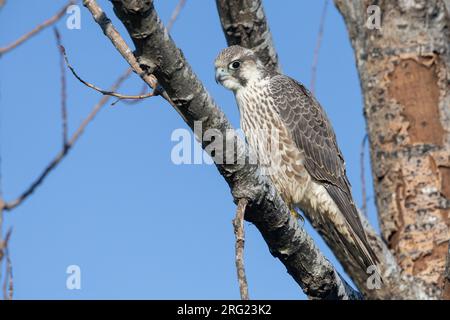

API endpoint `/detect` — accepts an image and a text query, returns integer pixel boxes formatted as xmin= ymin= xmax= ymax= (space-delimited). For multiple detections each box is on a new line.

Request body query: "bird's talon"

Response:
xmin=290 ymin=208 xmax=305 ymax=227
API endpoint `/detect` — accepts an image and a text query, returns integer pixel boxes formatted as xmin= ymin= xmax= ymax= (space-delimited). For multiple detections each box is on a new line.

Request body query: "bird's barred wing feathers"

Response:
xmin=268 ymin=74 xmax=378 ymax=268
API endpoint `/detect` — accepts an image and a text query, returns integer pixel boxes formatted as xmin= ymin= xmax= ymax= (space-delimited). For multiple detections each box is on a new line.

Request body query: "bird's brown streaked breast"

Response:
xmin=236 ymin=81 xmax=310 ymax=205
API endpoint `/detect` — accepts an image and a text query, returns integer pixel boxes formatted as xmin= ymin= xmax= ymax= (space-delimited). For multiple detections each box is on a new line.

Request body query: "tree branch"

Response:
xmin=215 ymin=0 xmax=280 ymax=73
xmin=104 ymin=0 xmax=361 ymax=300
xmin=0 ymin=0 xmax=76 ymax=56
xmin=233 ymin=198 xmax=249 ymax=300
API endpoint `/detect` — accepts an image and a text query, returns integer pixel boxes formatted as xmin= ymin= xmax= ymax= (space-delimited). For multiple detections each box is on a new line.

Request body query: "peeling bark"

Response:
xmin=335 ymin=0 xmax=450 ymax=297
xmin=215 ymin=0 xmax=280 ymax=73
xmin=109 ymin=0 xmax=361 ymax=300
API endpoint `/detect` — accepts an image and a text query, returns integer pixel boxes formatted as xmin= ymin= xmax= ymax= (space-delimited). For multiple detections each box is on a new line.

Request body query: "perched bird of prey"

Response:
xmin=215 ymin=45 xmax=378 ymax=272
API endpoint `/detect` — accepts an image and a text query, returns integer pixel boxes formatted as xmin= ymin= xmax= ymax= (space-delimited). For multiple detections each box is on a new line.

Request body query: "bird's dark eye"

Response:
xmin=229 ymin=61 xmax=241 ymax=70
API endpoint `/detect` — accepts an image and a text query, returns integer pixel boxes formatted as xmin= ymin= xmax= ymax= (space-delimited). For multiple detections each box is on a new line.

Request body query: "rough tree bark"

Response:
xmin=107 ymin=0 xmax=360 ymax=300
xmin=335 ymin=0 xmax=450 ymax=298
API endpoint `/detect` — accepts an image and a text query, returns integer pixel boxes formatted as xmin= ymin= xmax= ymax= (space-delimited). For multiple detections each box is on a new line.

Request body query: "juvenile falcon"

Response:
xmin=215 ymin=45 xmax=378 ymax=272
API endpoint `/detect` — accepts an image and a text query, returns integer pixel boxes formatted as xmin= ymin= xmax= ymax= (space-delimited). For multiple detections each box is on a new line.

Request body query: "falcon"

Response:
xmin=215 ymin=45 xmax=378 ymax=272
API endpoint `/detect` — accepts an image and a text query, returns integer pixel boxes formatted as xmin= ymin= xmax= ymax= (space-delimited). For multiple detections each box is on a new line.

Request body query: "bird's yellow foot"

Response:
xmin=290 ymin=208 xmax=305 ymax=225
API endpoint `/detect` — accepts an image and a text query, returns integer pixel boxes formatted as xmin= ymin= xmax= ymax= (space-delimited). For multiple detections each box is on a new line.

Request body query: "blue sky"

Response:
xmin=0 ymin=0 xmax=379 ymax=299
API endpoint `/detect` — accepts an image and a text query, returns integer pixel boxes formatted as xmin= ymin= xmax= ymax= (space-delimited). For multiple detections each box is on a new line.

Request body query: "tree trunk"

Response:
xmin=335 ymin=0 xmax=450 ymax=297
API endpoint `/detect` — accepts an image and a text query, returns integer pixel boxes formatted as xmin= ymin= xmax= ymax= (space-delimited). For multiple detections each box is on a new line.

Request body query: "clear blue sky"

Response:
xmin=0 ymin=0 xmax=379 ymax=299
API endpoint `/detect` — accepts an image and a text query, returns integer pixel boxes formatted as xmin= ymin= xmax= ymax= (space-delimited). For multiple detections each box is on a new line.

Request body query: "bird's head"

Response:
xmin=214 ymin=45 xmax=267 ymax=92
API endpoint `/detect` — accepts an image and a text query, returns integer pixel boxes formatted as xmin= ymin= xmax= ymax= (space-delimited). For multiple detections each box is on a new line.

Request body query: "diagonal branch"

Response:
xmin=0 ymin=0 xmax=76 ymax=56
xmin=102 ymin=0 xmax=361 ymax=300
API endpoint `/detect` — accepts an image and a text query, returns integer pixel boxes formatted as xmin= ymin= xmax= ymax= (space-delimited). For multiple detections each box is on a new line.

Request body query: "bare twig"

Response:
xmin=82 ymin=0 xmax=180 ymax=117
xmin=0 ymin=0 xmax=76 ymax=56
xmin=233 ymin=198 xmax=249 ymax=300
xmin=3 ymin=69 xmax=132 ymax=212
xmin=54 ymin=28 xmax=69 ymax=147
xmin=166 ymin=0 xmax=187 ymax=32
xmin=360 ymin=134 xmax=368 ymax=216
xmin=310 ymin=0 xmax=329 ymax=94
xmin=61 ymin=45 xmax=155 ymax=101
xmin=0 ymin=202 xmax=4 ymax=258
xmin=2 ymin=228 xmax=12 ymax=300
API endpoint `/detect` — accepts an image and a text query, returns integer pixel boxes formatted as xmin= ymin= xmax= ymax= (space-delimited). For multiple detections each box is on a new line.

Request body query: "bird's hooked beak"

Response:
xmin=215 ymin=67 xmax=229 ymax=84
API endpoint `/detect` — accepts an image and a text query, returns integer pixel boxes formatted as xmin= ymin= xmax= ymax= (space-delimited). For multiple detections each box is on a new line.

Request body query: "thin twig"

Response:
xmin=360 ymin=134 xmax=368 ymax=216
xmin=2 ymin=228 xmax=12 ymax=300
xmin=166 ymin=0 xmax=187 ymax=32
xmin=233 ymin=198 xmax=249 ymax=300
xmin=3 ymin=69 xmax=133 ymax=212
xmin=0 ymin=0 xmax=76 ymax=56
xmin=54 ymin=28 xmax=69 ymax=147
xmin=61 ymin=45 xmax=155 ymax=101
xmin=310 ymin=0 xmax=329 ymax=94
xmin=82 ymin=0 xmax=177 ymax=110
